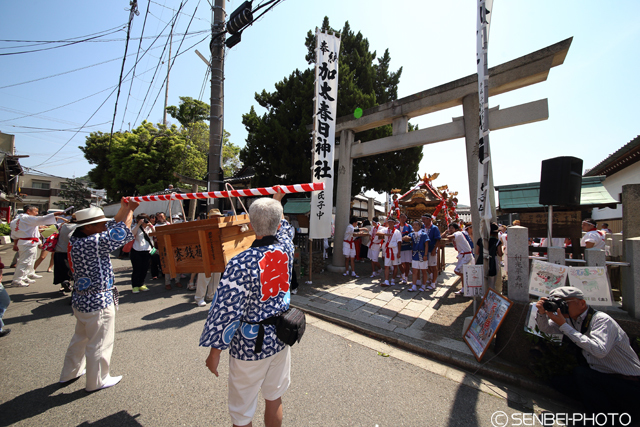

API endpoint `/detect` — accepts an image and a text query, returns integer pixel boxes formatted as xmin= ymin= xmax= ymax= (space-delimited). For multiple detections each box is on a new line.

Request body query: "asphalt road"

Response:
xmin=1 ymin=252 xmax=558 ymax=427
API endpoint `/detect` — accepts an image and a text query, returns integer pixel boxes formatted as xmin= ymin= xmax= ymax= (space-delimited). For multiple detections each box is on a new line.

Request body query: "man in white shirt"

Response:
xmin=442 ymin=223 xmax=473 ymax=296
xmin=378 ymin=218 xmax=402 ymax=287
xmin=10 ymin=205 xmax=64 ymax=287
xmin=368 ymin=218 xmax=384 ymax=278
xmin=580 ymin=218 xmax=606 ymax=250
xmin=343 ymin=217 xmax=368 ymax=278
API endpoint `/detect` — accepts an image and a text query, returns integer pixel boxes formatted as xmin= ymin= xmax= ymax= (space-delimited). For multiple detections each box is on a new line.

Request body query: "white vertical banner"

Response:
xmin=309 ymin=29 xmax=340 ymax=239
xmin=476 ymin=0 xmax=493 ymax=231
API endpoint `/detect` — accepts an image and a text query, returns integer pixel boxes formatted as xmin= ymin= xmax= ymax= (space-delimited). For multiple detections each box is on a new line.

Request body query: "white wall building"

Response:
xmin=585 ymin=135 xmax=640 ymax=232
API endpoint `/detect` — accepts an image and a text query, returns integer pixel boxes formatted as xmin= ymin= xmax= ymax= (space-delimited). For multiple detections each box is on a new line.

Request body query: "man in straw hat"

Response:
xmin=535 ymin=286 xmax=640 ymax=422
xmin=59 ymin=197 xmax=138 ymax=392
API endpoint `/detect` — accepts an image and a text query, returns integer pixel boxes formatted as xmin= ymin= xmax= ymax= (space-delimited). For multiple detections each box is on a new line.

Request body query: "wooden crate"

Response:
xmin=151 ymin=214 xmax=255 ymax=277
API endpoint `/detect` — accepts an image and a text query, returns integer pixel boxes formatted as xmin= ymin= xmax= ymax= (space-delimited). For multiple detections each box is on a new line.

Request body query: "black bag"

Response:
xmin=249 ymin=307 xmax=306 ymax=353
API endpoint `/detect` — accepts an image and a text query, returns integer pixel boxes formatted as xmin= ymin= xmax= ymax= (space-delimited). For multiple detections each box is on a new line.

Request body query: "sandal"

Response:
xmin=187 ymin=283 xmax=196 ymax=291
xmin=165 ymin=284 xmax=172 ymax=290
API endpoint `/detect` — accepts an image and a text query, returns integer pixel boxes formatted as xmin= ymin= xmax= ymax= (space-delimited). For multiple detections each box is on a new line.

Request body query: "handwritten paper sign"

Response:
xmin=568 ymin=266 xmax=612 ymax=306
xmin=528 ymin=259 xmax=568 ymax=297
xmin=463 ymin=264 xmax=484 ymax=297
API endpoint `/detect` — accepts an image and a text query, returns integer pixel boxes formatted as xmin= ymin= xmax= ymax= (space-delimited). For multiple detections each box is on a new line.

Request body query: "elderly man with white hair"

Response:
xmin=200 ymin=190 xmax=294 ymax=427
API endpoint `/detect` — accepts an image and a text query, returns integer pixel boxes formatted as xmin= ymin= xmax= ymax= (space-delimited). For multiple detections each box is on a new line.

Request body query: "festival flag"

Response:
xmin=476 ymin=0 xmax=493 ymax=229
xmin=309 ymin=29 xmax=340 ymax=239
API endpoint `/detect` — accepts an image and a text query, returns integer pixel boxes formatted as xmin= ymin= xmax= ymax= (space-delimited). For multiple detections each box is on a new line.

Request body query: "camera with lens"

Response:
xmin=542 ymin=297 xmax=569 ymax=314
xmin=143 ymin=219 xmax=149 ymax=224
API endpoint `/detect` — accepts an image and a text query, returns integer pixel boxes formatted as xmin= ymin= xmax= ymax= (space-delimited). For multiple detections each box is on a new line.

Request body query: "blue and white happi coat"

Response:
xmin=69 ymin=221 xmax=134 ymax=313
xmin=200 ymin=219 xmax=294 ymax=361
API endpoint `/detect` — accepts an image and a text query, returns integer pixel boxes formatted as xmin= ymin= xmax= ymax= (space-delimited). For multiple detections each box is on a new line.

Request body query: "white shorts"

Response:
xmin=400 ymin=250 xmax=412 ymax=263
xmin=428 ymin=251 xmax=437 ymax=267
xmin=384 ymin=249 xmax=400 ymax=266
xmin=412 ymin=260 xmax=428 ymax=270
xmin=342 ymin=242 xmax=356 ymax=258
xmin=368 ymin=244 xmax=381 ymax=261
xmin=454 ymin=253 xmax=473 ymax=274
xmin=228 ymin=346 xmax=291 ymax=426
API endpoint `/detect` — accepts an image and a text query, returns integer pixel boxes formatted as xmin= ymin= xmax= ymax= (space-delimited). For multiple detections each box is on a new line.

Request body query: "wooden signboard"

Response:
xmin=519 ymin=211 xmax=580 ymax=237
xmin=463 ymin=289 xmax=513 ymax=361
xmin=151 ymin=214 xmax=255 ymax=278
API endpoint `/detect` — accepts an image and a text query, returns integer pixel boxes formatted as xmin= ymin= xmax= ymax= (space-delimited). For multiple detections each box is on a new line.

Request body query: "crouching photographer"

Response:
xmin=535 ymin=287 xmax=640 ymax=424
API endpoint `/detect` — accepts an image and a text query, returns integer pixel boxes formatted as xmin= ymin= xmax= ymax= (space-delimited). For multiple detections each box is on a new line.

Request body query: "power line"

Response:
xmin=145 ymin=0 xmax=201 ymax=122
xmin=149 ymin=0 xmax=207 ymax=21
xmin=0 ymin=28 xmax=125 ymax=56
xmin=109 ymin=0 xmax=141 ymax=142
xmin=0 ymin=31 xmax=206 ymax=90
xmin=131 ymin=1 xmax=187 ymax=128
xmin=120 ymin=0 xmax=151 ymax=131
xmin=0 ymin=24 xmax=127 ymax=48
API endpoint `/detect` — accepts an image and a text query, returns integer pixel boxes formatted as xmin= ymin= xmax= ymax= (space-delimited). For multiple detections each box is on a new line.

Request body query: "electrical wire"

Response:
xmin=144 ymin=0 xmax=201 ymax=122
xmin=149 ymin=0 xmax=207 ymax=21
xmin=3 ymin=121 xmax=109 ymax=133
xmin=109 ymin=0 xmax=141 ymax=142
xmin=120 ymin=0 xmax=151 ymax=131
xmin=0 ymin=24 xmax=127 ymax=48
xmin=131 ymin=1 xmax=186 ymax=128
xmin=0 ymin=31 xmax=206 ymax=90
xmin=0 ymin=28 xmax=125 ymax=56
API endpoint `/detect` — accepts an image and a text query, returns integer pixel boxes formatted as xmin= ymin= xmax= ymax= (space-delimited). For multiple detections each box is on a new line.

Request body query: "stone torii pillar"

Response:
xmin=328 ymin=38 xmax=572 ymax=271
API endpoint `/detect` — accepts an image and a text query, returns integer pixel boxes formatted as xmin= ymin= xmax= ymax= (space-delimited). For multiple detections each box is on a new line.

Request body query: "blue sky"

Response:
xmin=1 ymin=0 xmax=639 ymax=205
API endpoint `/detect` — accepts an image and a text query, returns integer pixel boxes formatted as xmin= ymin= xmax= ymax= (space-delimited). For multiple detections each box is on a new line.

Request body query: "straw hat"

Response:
xmin=208 ymin=208 xmax=223 ymax=218
xmin=74 ymin=207 xmax=110 ymax=227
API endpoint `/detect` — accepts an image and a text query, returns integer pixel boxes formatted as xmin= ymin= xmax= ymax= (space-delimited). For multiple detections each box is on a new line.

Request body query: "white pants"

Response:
xmin=14 ymin=240 xmax=38 ymax=283
xmin=60 ymin=304 xmax=116 ymax=391
xmin=195 ymin=272 xmax=220 ymax=304
xmin=228 ymin=347 xmax=291 ymax=426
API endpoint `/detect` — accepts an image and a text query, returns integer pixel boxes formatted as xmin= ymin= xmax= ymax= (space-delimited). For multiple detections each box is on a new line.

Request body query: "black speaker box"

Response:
xmin=539 ymin=156 xmax=583 ymax=206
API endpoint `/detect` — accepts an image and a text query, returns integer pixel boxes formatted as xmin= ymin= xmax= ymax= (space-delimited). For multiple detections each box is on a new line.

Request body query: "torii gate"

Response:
xmin=329 ymin=38 xmax=572 ymax=271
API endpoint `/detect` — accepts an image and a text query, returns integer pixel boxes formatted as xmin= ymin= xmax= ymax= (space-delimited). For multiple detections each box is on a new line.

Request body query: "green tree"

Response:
xmin=167 ymin=97 xmax=242 ymax=179
xmin=166 ymin=96 xmax=209 ymax=128
xmin=222 ymin=130 xmax=242 ymax=178
xmin=54 ymin=179 xmax=91 ymax=210
xmin=80 ymin=121 xmax=207 ymax=200
xmin=240 ymin=17 xmax=422 ymax=195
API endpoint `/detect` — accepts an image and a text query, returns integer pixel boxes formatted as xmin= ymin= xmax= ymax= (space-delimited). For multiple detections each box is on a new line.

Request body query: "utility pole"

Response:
xmin=208 ymin=0 xmax=225 ymax=210
xmin=163 ymin=28 xmax=173 ymax=126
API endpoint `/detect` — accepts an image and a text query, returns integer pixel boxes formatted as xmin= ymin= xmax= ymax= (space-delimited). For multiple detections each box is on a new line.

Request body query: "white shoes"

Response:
xmin=23 ymin=277 xmax=36 ymax=284
xmin=408 ymin=285 xmax=417 ymax=292
xmin=10 ymin=281 xmax=29 ymax=287
xmin=381 ymin=280 xmax=390 ymax=287
xmin=351 ymin=272 xmax=358 ymax=278
xmin=60 ymin=369 xmax=86 ymax=383
xmin=28 ymin=274 xmax=43 ymax=279
xmin=343 ymin=271 xmax=349 ymax=276
xmin=196 ymin=300 xmax=206 ymax=307
xmin=419 ymin=285 xmax=426 ymax=292
xmin=88 ymin=375 xmax=122 ymax=392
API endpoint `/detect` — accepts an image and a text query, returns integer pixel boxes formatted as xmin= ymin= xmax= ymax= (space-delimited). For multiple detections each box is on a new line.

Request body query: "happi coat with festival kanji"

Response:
xmin=199 ymin=219 xmax=294 ymax=361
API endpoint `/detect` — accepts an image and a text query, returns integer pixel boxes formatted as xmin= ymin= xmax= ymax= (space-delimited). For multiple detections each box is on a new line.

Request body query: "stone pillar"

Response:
xmin=329 ymin=129 xmax=355 ymax=271
xmin=622 ymin=237 xmax=640 ymax=319
xmin=547 ymin=247 xmax=565 ymax=265
xmin=392 ymin=116 xmax=408 ymax=135
xmin=622 ymin=184 xmax=640 ymax=242
xmin=507 ymin=226 xmax=530 ymax=302
xmin=585 ymin=248 xmax=606 ymax=267
xmin=612 ymin=233 xmax=623 ymax=258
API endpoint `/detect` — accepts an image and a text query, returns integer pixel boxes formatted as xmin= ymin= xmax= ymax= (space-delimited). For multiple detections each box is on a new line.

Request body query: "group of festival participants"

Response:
xmin=342 ymin=213 xmax=510 ymax=295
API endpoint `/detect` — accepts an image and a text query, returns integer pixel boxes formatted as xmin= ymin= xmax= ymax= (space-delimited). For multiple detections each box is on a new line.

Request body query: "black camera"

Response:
xmin=542 ymin=297 xmax=569 ymax=314
xmin=144 ymin=219 xmax=149 ymax=224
